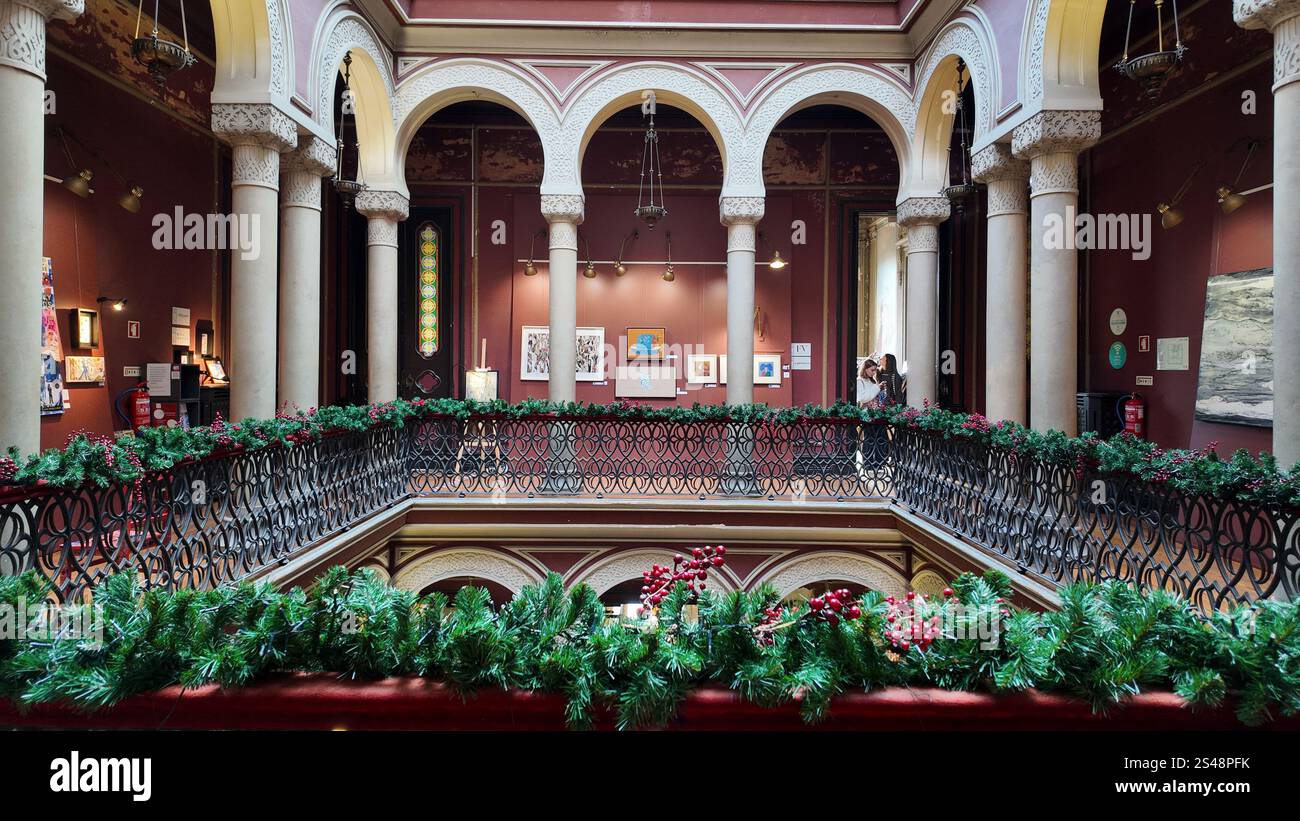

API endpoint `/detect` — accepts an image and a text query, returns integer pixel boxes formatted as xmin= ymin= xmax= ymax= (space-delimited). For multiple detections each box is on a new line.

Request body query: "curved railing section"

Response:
xmin=1 ymin=414 xmax=1295 ymax=611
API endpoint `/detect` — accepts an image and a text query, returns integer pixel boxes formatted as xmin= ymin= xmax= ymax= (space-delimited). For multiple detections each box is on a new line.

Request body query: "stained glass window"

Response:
xmin=417 ymin=223 xmax=439 ymax=357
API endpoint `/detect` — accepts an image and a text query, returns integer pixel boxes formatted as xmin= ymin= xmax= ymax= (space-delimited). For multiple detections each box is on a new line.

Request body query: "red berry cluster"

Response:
xmin=807 ymin=588 xmax=861 ymax=626
xmin=883 ymin=590 xmax=947 ymax=651
xmin=640 ymin=545 xmax=726 ymax=607
xmin=0 ymin=455 xmax=17 ymax=485
xmin=754 ymin=602 xmax=787 ymax=646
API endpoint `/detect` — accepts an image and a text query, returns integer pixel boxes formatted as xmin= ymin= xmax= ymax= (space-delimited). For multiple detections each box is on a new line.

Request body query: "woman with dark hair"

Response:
xmin=876 ymin=353 xmax=907 ymax=407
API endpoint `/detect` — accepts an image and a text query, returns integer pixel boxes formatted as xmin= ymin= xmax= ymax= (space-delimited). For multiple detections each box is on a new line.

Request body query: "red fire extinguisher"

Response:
xmin=130 ymin=382 xmax=152 ymax=433
xmin=1122 ymin=393 xmax=1146 ymax=438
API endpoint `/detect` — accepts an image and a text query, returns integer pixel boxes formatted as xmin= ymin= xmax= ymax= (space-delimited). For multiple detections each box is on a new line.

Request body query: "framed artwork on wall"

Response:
xmin=40 ymin=257 xmax=65 ymax=416
xmin=521 ymin=326 xmax=606 ymax=381
xmin=626 ymin=327 xmax=666 ymax=361
xmin=719 ymin=354 xmax=727 ymax=385
xmin=65 ymin=356 xmax=106 ymax=384
xmin=1195 ymin=267 xmax=1273 ymax=427
xmin=754 ymin=353 xmax=782 ymax=385
xmin=686 ymin=353 xmax=718 ymax=384
xmin=615 ymin=364 xmax=677 ymax=398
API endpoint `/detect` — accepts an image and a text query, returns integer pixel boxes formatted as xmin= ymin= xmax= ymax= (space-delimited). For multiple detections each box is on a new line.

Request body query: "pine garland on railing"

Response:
xmin=2 ymin=398 xmax=1297 ymax=504
xmin=2 ymin=568 xmax=1296 ymax=729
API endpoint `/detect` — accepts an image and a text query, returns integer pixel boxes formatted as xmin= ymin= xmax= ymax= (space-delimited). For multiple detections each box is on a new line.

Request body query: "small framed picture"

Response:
xmin=465 ymin=369 xmax=499 ymax=402
xmin=686 ymin=353 xmax=718 ymax=384
xmin=754 ymin=353 xmax=782 ymax=385
xmin=626 ymin=327 xmax=666 ymax=361
xmin=206 ymin=357 xmax=227 ymax=382
xmin=719 ymin=354 xmax=727 ymax=385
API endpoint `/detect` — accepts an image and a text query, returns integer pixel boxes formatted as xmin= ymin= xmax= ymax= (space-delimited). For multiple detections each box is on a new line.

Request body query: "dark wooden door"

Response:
xmin=398 ymin=206 xmax=455 ymax=399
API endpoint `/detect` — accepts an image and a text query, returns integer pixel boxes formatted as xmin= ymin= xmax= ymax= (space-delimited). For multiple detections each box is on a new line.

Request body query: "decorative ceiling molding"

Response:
xmin=877 ymin=61 xmax=913 ymax=85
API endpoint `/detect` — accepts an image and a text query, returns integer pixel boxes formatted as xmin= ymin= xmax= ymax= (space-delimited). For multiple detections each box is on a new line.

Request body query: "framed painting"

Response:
xmin=719 ymin=354 xmax=727 ymax=385
xmin=615 ymin=364 xmax=677 ymax=398
xmin=626 ymin=327 xmax=666 ymax=361
xmin=40 ymin=257 xmax=65 ymax=415
xmin=65 ymin=356 xmax=107 ymax=384
xmin=686 ymin=353 xmax=718 ymax=385
xmin=1195 ymin=268 xmax=1273 ymax=427
xmin=521 ymin=326 xmax=606 ymax=381
xmin=754 ymin=353 xmax=782 ymax=385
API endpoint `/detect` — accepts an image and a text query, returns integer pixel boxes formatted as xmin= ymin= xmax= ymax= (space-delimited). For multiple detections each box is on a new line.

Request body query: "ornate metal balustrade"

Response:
xmin=1 ymin=414 xmax=1295 ymax=611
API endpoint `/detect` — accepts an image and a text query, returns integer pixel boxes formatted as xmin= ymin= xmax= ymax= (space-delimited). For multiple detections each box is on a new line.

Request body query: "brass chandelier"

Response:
xmin=333 ymin=53 xmax=367 ymax=207
xmin=1116 ymin=0 xmax=1186 ymax=100
xmin=131 ymin=0 xmax=196 ymax=84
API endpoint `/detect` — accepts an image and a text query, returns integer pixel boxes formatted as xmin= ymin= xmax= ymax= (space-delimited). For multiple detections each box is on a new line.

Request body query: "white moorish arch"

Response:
xmin=393 ymin=58 xmax=564 ymax=194
xmin=208 ymin=0 xmax=291 ymax=101
xmin=309 ymin=9 xmax=398 ymax=188
xmin=391 ymin=548 xmax=547 ymax=595
xmin=755 ymin=552 xmax=908 ymax=599
xmin=741 ymin=63 xmax=916 ymax=201
xmin=907 ymin=17 xmax=999 ymax=197
xmin=559 ymin=62 xmax=747 ymax=197
xmin=571 ymin=549 xmax=739 ymax=598
xmin=1022 ymin=0 xmax=1108 ymax=112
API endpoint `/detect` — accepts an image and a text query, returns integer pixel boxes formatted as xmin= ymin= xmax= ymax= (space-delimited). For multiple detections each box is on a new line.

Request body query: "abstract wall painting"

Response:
xmin=1195 ymin=268 xmax=1273 ymax=427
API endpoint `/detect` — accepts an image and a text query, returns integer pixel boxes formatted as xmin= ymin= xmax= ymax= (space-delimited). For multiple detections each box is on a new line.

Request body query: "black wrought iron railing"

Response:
xmin=2 ymin=414 xmax=1295 ymax=611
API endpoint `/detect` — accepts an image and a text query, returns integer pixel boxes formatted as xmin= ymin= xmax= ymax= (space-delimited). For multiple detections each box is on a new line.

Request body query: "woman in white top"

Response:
xmin=856 ymin=358 xmax=881 ymax=407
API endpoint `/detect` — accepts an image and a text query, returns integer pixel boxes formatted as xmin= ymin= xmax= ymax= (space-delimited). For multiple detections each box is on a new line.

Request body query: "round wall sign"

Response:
xmin=1109 ymin=308 xmax=1128 ymax=335
xmin=1108 ymin=341 xmax=1128 ymax=369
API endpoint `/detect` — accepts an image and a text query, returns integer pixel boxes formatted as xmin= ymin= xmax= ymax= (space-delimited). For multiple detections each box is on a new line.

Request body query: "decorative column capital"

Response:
xmin=281 ymin=135 xmax=336 ymax=178
xmin=973 ymin=143 xmax=1030 ymax=217
xmin=719 ymin=196 xmax=765 ymax=226
xmin=355 ymin=189 xmax=410 ymax=222
xmin=1235 ymin=0 xmax=1300 ymax=88
xmin=0 ymin=0 xmax=82 ymax=80
xmin=540 ymin=194 xmax=585 ymax=225
xmin=896 ymin=196 xmax=950 ymax=228
xmin=1235 ymin=0 xmax=1300 ymax=30
xmin=211 ymin=103 xmax=298 ymax=153
xmin=1011 ymin=110 xmax=1100 ymax=160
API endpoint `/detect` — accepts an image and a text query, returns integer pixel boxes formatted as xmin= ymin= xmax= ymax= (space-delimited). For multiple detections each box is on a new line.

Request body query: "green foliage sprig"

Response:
xmin=2 ymin=399 xmax=1296 ymax=504
xmin=2 ymin=569 xmax=1297 ymax=729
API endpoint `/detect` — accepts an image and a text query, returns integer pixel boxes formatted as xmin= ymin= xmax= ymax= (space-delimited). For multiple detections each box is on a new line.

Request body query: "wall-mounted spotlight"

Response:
xmin=1157 ymin=161 xmax=1203 ymax=229
xmin=614 ymin=229 xmax=639 ymax=276
xmin=523 ymin=227 xmax=546 ymax=276
xmin=758 ymin=231 xmax=787 ymax=270
xmin=96 ymin=297 xmax=128 ymax=312
xmin=581 ymin=232 xmax=597 ymax=278
xmin=1217 ymin=138 xmax=1263 ymax=215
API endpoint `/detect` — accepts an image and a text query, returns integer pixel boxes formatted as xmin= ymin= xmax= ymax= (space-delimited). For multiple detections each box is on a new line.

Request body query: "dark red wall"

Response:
xmin=40 ymin=53 xmax=222 ymax=449
xmin=1084 ymin=2 xmax=1273 ymax=454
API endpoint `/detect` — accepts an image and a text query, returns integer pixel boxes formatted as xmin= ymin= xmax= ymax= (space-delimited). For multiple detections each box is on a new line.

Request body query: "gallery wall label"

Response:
xmin=1109 ymin=308 xmax=1128 ymax=335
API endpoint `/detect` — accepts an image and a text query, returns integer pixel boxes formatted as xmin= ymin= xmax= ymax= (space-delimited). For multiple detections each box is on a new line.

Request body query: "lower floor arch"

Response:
xmin=390 ymin=547 xmax=546 ymax=595
xmin=754 ymin=552 xmax=908 ymax=599
xmin=568 ymin=548 xmax=739 ymax=598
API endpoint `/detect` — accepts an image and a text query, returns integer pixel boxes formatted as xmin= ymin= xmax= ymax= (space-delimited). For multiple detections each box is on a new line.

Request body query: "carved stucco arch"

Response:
xmin=559 ymin=62 xmax=747 ymax=198
xmin=571 ymin=549 xmax=738 ymax=598
xmin=391 ymin=548 xmax=546 ymax=594
xmin=1023 ymin=0 xmax=1107 ymax=111
xmin=209 ymin=0 xmax=291 ymax=100
xmin=908 ymin=17 xmax=999 ymax=196
xmin=910 ymin=569 xmax=950 ymax=600
xmin=756 ymin=552 xmax=908 ymax=599
xmin=741 ymin=63 xmax=915 ymax=200
xmin=394 ymin=58 xmax=564 ymax=194
xmin=310 ymin=10 xmax=398 ymax=187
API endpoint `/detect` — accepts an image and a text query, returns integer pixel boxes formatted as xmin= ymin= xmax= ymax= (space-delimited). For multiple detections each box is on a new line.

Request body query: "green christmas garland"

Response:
xmin=2 ymin=398 xmax=1296 ymax=505
xmin=1 ymin=568 xmax=1296 ymax=729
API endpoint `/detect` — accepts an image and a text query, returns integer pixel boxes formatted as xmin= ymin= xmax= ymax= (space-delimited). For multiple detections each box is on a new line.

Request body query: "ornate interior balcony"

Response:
xmin=1 ymin=411 xmax=1294 ymax=613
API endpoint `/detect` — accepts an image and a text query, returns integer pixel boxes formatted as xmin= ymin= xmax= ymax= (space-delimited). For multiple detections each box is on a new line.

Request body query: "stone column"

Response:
xmin=720 ymin=197 xmax=764 ymax=405
xmin=355 ymin=190 xmax=409 ymax=405
xmin=277 ymin=137 xmax=334 ymax=412
xmin=540 ymin=195 xmax=584 ymax=403
xmin=973 ymin=143 xmax=1031 ymax=425
xmin=0 ymin=0 xmax=82 ymax=453
xmin=896 ymin=197 xmax=950 ymax=407
xmin=212 ymin=104 xmax=298 ymax=421
xmin=1012 ymin=111 xmax=1099 ymax=436
xmin=1236 ymin=0 xmax=1300 ymax=466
